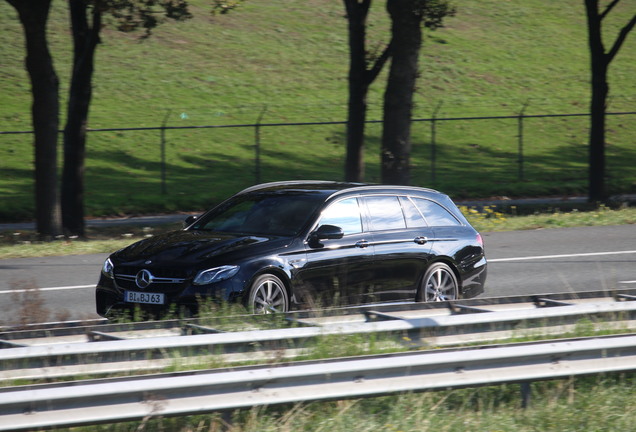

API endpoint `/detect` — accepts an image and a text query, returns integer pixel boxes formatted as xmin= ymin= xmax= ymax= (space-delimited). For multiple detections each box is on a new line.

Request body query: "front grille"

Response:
xmin=117 ymin=266 xmax=189 ymax=279
xmin=114 ymin=267 xmax=188 ymax=292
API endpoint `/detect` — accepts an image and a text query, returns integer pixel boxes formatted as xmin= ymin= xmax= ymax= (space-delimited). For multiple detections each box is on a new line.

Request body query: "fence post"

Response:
xmin=431 ymin=101 xmax=443 ymax=183
xmin=255 ymin=106 xmax=268 ymax=184
xmin=517 ymin=101 xmax=529 ymax=181
xmin=160 ymin=110 xmax=171 ymax=195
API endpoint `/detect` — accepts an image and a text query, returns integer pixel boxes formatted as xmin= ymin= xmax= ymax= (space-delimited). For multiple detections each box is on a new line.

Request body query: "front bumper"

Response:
xmin=95 ymin=274 xmax=245 ymax=317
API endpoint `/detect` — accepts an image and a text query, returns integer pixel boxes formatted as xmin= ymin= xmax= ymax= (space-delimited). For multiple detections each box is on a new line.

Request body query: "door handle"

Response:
xmin=414 ymin=236 xmax=428 ymax=245
xmin=355 ymin=240 xmax=370 ymax=248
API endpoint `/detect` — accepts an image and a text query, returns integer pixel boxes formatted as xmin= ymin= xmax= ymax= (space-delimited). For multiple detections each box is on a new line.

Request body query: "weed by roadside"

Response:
xmin=462 ymin=204 xmax=636 ymax=232
xmin=7 ymin=279 xmax=50 ymax=326
xmin=1 ymin=279 xmax=97 ymax=329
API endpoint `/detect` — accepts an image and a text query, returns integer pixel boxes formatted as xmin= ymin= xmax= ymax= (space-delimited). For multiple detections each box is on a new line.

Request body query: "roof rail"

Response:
xmin=329 ymin=184 xmax=441 ymax=198
xmin=236 ymin=180 xmax=360 ymax=196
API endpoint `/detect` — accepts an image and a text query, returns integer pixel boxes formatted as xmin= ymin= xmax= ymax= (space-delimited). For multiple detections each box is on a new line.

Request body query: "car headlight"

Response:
xmin=102 ymin=258 xmax=114 ymax=279
xmin=193 ymin=265 xmax=239 ymax=285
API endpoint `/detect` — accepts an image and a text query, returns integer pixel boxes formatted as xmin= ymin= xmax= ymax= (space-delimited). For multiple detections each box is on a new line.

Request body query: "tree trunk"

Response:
xmin=7 ymin=0 xmax=61 ymax=239
xmin=343 ymin=0 xmax=392 ymax=183
xmin=584 ymin=0 xmax=636 ymax=203
xmin=585 ymin=0 xmax=608 ymax=203
xmin=381 ymin=0 xmax=422 ymax=185
xmin=344 ymin=0 xmax=370 ymax=182
xmin=62 ymin=0 xmax=101 ymax=237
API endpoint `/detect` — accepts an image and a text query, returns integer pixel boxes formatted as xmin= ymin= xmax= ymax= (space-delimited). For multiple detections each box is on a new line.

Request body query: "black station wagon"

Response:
xmin=96 ymin=181 xmax=487 ymax=316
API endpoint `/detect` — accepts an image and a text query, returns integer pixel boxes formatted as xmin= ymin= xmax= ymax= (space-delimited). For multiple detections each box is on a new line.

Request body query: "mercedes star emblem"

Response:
xmin=135 ymin=269 xmax=153 ymax=289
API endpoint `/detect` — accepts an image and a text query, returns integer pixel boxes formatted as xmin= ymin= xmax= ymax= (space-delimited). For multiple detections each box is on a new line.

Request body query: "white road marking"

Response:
xmin=0 ymin=284 xmax=94 ymax=295
xmin=488 ymin=250 xmax=636 ymax=263
xmin=619 ymin=280 xmax=636 ymax=284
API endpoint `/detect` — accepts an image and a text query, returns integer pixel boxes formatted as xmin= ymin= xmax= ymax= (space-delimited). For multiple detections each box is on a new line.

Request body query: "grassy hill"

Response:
xmin=1 ymin=0 xmax=634 ymax=221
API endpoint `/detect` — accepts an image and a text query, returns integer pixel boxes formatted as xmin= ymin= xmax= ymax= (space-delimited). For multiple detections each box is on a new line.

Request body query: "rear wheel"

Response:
xmin=247 ymin=274 xmax=289 ymax=314
xmin=418 ymin=263 xmax=459 ymax=302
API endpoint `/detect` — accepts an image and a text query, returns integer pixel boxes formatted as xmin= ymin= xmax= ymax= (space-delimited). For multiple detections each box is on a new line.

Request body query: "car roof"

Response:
xmin=236 ymin=180 xmax=444 ymax=200
xmin=232 ymin=181 xmax=469 ymax=228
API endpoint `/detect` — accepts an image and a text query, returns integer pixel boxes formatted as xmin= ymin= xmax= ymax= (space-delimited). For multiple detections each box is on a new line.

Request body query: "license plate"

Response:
xmin=125 ymin=291 xmax=165 ymax=305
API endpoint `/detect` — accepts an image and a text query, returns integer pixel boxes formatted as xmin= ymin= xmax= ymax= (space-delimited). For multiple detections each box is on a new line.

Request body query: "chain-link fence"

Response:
xmin=1 ymin=110 xmax=634 ymax=216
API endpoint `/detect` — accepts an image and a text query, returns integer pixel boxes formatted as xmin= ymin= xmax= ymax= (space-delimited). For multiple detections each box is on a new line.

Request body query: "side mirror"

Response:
xmin=183 ymin=215 xmax=199 ymax=228
xmin=308 ymin=224 xmax=344 ymax=248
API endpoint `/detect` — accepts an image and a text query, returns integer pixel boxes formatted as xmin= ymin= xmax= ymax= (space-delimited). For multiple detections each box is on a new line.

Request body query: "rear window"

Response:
xmin=399 ymin=196 xmax=428 ymax=228
xmin=411 ymin=198 xmax=461 ymax=226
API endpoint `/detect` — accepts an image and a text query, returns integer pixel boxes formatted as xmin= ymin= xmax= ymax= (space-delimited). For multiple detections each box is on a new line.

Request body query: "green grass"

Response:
xmin=459 ymin=204 xmax=636 ymax=232
xmin=0 ymin=0 xmax=635 ymax=222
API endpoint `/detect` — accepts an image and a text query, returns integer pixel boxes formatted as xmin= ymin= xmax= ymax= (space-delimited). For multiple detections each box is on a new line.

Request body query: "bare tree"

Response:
xmin=62 ymin=1 xmax=244 ymax=237
xmin=62 ymin=0 xmax=193 ymax=237
xmin=342 ymin=0 xmax=392 ymax=182
xmin=6 ymin=0 xmax=62 ymax=239
xmin=381 ymin=0 xmax=454 ymax=185
xmin=584 ymin=0 xmax=635 ymax=202
xmin=61 ymin=0 xmax=101 ymax=237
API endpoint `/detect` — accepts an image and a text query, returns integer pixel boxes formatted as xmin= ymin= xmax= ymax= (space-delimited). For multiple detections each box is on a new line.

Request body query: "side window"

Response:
xmin=318 ymin=198 xmax=362 ymax=235
xmin=364 ymin=196 xmax=406 ymax=231
xmin=412 ymin=198 xmax=461 ymax=226
xmin=399 ymin=196 xmax=427 ymax=228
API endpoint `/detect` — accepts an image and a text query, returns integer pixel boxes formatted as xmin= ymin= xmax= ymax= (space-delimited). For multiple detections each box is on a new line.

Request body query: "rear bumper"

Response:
xmin=460 ymin=257 xmax=487 ymax=299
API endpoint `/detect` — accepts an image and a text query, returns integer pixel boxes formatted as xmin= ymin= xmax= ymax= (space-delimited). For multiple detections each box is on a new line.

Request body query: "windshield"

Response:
xmin=190 ymin=191 xmax=326 ymax=236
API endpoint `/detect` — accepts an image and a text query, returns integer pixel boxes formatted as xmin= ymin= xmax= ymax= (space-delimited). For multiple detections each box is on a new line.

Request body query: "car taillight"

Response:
xmin=476 ymin=233 xmax=484 ymax=248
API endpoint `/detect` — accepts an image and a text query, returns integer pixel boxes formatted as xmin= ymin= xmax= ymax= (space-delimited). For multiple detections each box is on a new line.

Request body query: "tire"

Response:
xmin=247 ymin=274 xmax=289 ymax=314
xmin=418 ymin=262 xmax=459 ymax=302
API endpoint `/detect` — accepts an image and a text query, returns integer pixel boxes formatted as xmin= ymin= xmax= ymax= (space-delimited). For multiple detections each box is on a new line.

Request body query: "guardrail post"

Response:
xmin=520 ymin=382 xmax=531 ymax=409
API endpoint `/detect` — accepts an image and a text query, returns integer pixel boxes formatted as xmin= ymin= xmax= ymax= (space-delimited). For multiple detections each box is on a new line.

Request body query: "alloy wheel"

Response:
xmin=248 ymin=274 xmax=289 ymax=314
xmin=422 ymin=263 xmax=458 ymax=302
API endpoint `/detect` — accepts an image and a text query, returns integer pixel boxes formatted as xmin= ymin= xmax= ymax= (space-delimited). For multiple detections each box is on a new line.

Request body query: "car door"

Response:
xmin=410 ymin=197 xmax=485 ymax=295
xmin=294 ymin=197 xmax=376 ymax=308
xmin=362 ymin=195 xmax=435 ymax=302
xmin=411 ymin=197 xmax=465 ymax=259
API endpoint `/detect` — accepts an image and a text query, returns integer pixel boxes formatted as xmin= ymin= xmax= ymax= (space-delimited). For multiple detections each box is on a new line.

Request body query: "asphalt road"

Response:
xmin=1 ymin=225 xmax=635 ymax=327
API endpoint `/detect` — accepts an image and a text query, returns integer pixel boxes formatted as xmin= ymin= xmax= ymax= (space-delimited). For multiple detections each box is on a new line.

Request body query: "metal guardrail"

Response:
xmin=2 ymin=289 xmax=634 ymax=341
xmin=1 ymin=334 xmax=636 ymax=431
xmin=1 ymin=290 xmax=635 ymax=381
xmin=0 ymin=293 xmax=636 ymax=381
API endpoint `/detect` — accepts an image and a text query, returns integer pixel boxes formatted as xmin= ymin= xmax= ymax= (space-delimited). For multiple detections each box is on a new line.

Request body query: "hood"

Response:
xmin=113 ymin=230 xmax=279 ymax=263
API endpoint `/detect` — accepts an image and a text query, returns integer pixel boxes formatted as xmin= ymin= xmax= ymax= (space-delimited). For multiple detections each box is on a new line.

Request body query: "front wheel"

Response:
xmin=418 ymin=263 xmax=459 ymax=302
xmin=247 ymin=274 xmax=289 ymax=314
